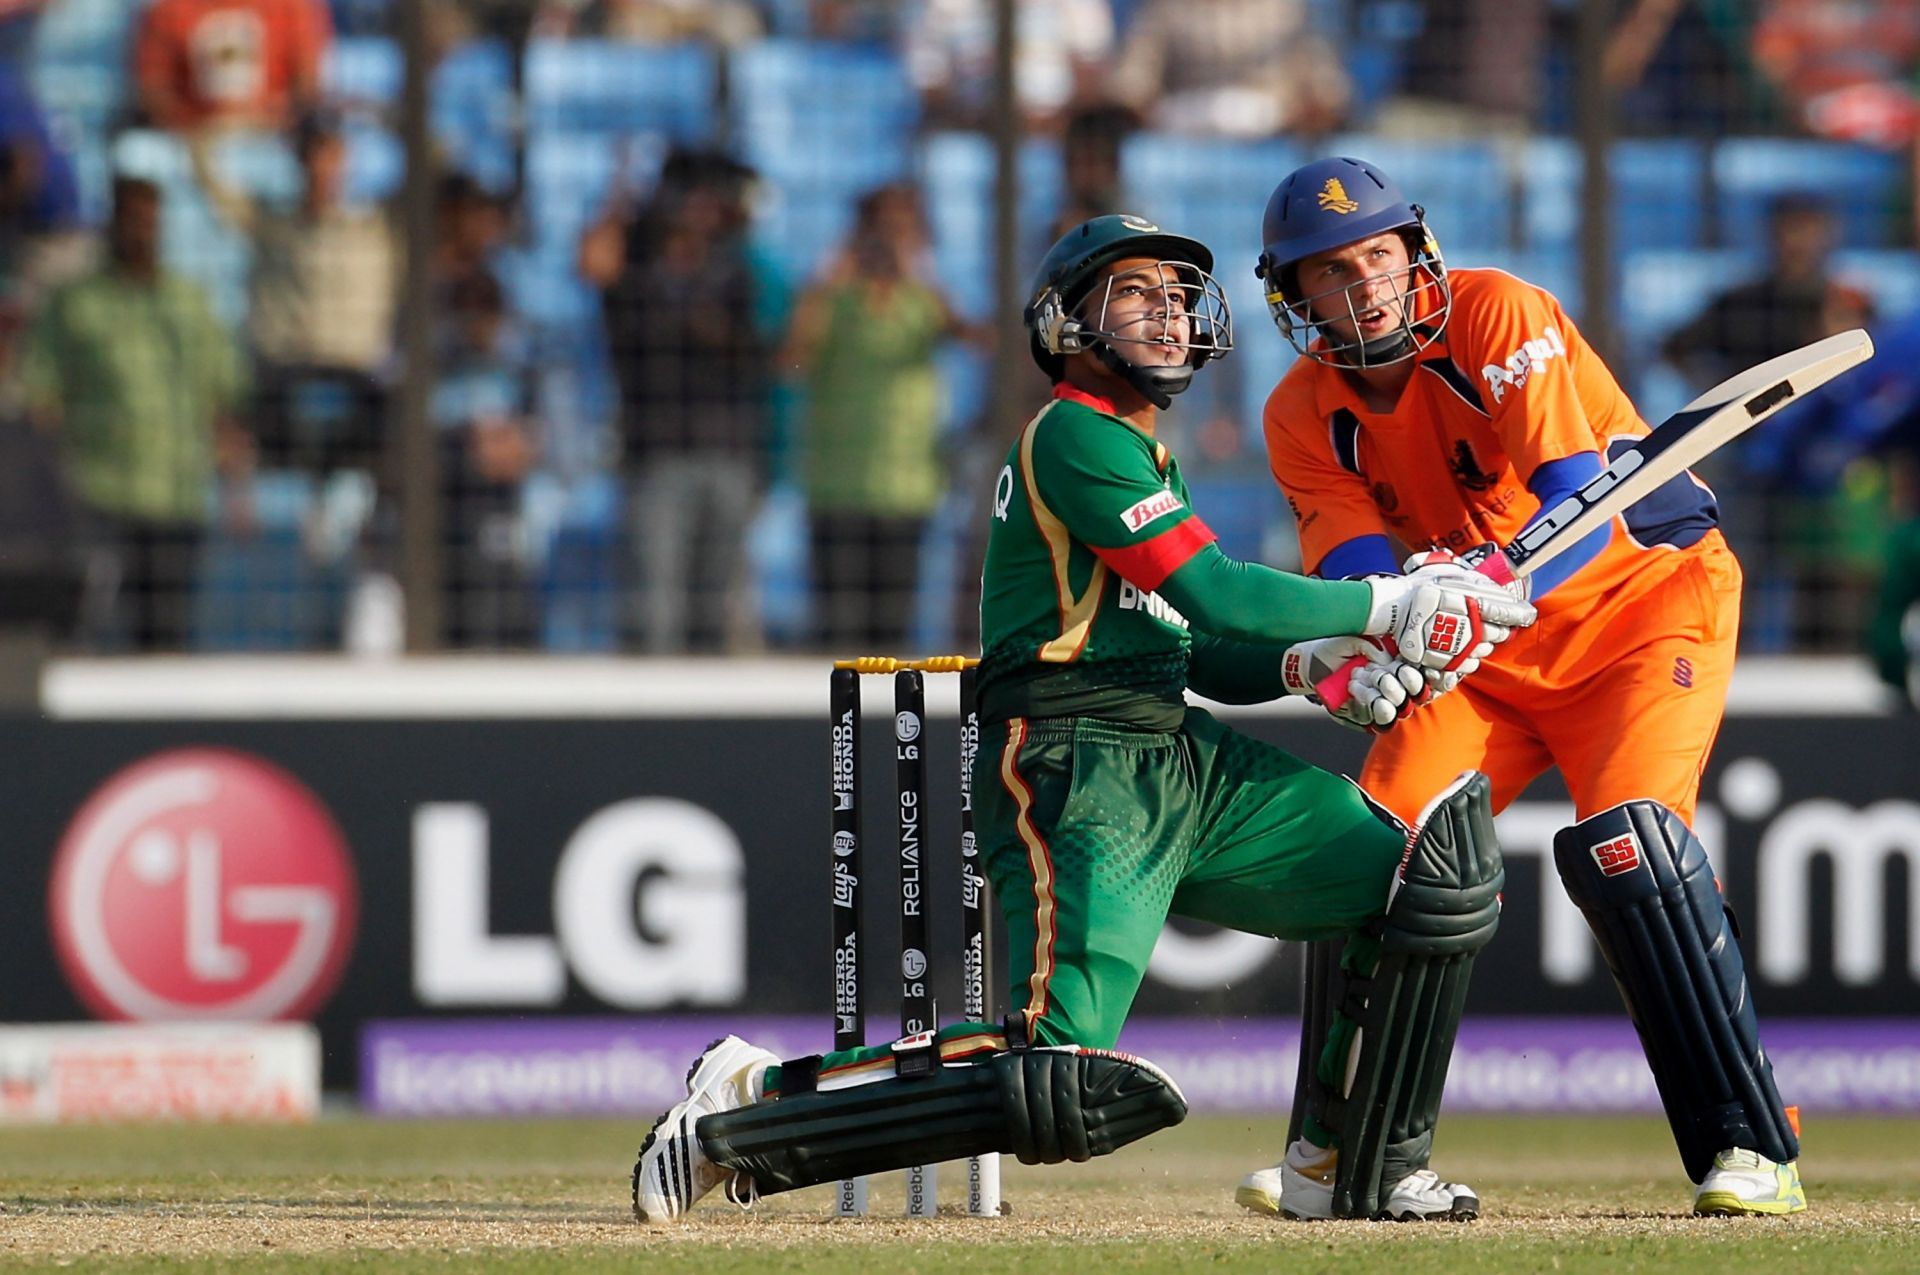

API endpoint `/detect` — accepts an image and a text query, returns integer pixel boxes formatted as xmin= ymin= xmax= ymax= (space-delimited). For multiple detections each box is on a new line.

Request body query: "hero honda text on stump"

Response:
xmin=829 ymin=656 xmax=1003 ymax=1218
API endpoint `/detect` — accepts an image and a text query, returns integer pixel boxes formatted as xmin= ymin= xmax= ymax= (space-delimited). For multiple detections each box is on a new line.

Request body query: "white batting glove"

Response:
xmin=1362 ymin=573 xmax=1537 ymax=682
xmin=1403 ymin=543 xmax=1532 ymax=603
xmin=1280 ymin=635 xmax=1429 ymax=730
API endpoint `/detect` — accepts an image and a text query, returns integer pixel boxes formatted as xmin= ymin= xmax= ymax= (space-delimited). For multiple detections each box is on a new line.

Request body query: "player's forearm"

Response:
xmin=1185 ymin=632 xmax=1291 ymax=703
xmin=1521 ymin=452 xmax=1610 ymax=596
xmin=1158 ymin=544 xmax=1373 ymax=645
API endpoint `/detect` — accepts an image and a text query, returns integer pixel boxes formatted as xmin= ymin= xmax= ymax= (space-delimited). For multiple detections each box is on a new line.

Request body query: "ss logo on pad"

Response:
xmin=1589 ymin=832 xmax=1641 ymax=877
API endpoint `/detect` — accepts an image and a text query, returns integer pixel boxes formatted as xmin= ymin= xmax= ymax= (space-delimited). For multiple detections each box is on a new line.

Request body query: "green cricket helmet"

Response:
xmin=1025 ymin=213 xmax=1233 ymax=407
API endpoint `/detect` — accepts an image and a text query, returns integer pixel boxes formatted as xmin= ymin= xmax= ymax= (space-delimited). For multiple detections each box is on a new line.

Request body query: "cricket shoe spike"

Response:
xmin=632 ymin=1035 xmax=777 ymax=1224
xmin=1693 ymin=1148 xmax=1807 ymax=1216
xmin=1235 ymin=1139 xmax=1479 ymax=1221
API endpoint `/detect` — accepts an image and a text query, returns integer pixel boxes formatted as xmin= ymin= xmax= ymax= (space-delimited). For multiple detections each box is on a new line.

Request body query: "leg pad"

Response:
xmin=1334 ymin=771 xmax=1504 ymax=1218
xmin=697 ymin=1046 xmax=1187 ymax=1194
xmin=1553 ymin=800 xmax=1798 ymax=1182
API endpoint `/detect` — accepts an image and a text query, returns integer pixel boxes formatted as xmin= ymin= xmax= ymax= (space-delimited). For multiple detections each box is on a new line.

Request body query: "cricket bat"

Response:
xmin=1317 ymin=327 xmax=1876 ymax=709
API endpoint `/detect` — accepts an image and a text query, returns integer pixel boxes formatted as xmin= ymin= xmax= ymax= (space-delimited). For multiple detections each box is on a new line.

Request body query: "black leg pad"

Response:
xmin=697 ymin=1045 xmax=1187 ymax=1194
xmin=1554 ymin=800 xmax=1798 ymax=1182
xmin=1334 ymin=771 xmax=1504 ymax=1218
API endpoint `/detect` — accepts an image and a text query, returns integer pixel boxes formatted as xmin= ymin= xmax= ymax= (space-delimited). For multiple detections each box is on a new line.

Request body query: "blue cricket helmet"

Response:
xmin=1254 ymin=156 xmax=1450 ymax=368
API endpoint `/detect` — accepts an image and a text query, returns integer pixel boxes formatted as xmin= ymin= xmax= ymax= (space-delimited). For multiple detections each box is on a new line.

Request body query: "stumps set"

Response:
xmin=829 ymin=656 xmax=1000 ymax=1219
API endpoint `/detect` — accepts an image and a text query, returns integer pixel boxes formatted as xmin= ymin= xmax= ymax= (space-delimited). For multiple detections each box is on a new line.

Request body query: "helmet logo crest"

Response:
xmin=1317 ymin=177 xmax=1359 ymax=215
xmin=1119 ymin=214 xmax=1159 ymax=232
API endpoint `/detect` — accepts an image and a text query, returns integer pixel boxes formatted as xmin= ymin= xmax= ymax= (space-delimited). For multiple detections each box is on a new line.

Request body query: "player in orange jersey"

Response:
xmin=1249 ymin=156 xmax=1806 ymax=1219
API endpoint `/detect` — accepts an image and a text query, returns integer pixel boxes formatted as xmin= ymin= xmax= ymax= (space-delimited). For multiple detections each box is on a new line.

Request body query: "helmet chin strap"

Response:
xmin=1094 ymin=341 xmax=1193 ymax=410
xmin=1351 ymin=327 xmax=1415 ymax=367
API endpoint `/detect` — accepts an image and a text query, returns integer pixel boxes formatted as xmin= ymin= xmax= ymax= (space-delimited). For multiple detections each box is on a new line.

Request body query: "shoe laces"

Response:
xmin=1716 ymin=1148 xmax=1767 ymax=1171
xmin=722 ymin=1171 xmax=759 ymax=1210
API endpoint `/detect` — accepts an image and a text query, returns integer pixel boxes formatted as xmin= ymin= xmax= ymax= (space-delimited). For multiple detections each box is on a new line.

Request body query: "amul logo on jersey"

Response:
xmin=1481 ymin=325 xmax=1568 ymax=403
xmin=48 ymin=749 xmax=358 ymax=1021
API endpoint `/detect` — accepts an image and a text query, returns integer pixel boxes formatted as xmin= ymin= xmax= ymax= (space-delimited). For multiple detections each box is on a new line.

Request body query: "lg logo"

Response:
xmin=48 ymin=749 xmax=358 ymax=1021
xmin=412 ymin=798 xmax=746 ymax=1008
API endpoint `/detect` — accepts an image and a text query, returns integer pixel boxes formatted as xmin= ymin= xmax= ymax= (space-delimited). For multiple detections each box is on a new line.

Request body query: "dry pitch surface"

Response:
xmin=3 ymin=1114 xmax=1917 ymax=1273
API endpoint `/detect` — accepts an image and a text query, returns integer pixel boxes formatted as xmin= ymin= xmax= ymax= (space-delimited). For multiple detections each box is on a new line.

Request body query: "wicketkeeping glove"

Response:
xmin=1280 ymin=635 xmax=1430 ymax=729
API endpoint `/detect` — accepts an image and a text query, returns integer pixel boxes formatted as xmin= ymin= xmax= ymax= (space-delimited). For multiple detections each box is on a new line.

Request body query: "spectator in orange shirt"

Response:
xmin=134 ymin=0 xmax=332 ymax=134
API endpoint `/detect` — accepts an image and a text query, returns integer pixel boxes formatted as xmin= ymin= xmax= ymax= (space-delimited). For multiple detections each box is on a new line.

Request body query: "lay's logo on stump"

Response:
xmin=1589 ymin=831 xmax=1642 ymax=877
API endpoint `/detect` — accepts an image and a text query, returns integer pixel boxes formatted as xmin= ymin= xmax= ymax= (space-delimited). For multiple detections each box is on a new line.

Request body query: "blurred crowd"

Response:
xmin=0 ymin=0 xmax=1917 ymax=696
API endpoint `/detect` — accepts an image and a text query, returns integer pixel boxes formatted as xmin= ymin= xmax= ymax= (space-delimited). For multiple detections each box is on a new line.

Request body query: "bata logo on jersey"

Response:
xmin=1589 ymin=831 xmax=1642 ymax=877
xmin=1119 ymin=489 xmax=1184 ymax=533
xmin=1117 ymin=580 xmax=1189 ymax=629
xmin=1481 ymin=325 xmax=1568 ymax=403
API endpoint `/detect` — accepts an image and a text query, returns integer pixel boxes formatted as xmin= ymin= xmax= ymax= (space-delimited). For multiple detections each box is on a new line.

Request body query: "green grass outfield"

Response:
xmin=3 ymin=1114 xmax=1916 ymax=1273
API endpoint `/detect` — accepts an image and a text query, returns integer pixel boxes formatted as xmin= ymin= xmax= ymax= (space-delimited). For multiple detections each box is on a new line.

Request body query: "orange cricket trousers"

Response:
xmin=1360 ymin=532 xmax=1742 ymax=825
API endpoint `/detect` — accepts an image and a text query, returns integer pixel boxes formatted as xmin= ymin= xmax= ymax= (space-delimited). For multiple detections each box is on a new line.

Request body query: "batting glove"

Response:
xmin=1280 ymin=634 xmax=1430 ymax=730
xmin=1403 ymin=543 xmax=1531 ymax=602
xmin=1362 ymin=573 xmax=1537 ymax=683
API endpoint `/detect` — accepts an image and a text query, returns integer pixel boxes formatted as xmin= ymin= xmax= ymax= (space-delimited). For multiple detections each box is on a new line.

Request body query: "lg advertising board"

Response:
xmin=5 ymin=664 xmax=1918 ymax=1112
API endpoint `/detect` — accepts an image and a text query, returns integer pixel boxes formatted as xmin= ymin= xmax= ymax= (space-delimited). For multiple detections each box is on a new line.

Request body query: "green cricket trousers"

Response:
xmin=768 ymin=707 xmax=1404 ymax=1148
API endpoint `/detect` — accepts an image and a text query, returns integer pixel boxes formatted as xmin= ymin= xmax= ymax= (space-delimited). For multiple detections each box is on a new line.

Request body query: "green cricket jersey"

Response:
xmin=977 ymin=385 xmax=1373 ymax=728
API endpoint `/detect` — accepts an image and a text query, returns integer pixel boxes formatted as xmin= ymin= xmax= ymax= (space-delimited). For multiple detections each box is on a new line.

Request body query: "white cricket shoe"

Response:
xmin=631 ymin=1035 xmax=777 ymax=1224
xmin=1234 ymin=1138 xmax=1479 ymax=1221
xmin=1693 ymin=1148 xmax=1806 ymax=1216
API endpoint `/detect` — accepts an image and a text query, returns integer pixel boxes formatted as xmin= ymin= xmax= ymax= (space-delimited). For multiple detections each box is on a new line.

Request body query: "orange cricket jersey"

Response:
xmin=1262 ymin=267 xmax=1739 ymax=822
xmin=1263 ymin=266 xmax=1723 ymax=688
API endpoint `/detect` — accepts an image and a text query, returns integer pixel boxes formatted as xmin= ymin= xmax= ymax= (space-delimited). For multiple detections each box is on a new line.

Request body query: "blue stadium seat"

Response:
xmin=1121 ymin=132 xmax=1301 ymax=259
xmin=326 ymin=37 xmax=515 ymax=191
xmin=920 ymin=131 xmax=1062 ymax=319
xmin=1119 ymin=133 xmax=1304 ymax=431
xmin=1618 ymin=247 xmax=1761 ymax=359
xmin=28 ymin=0 xmax=138 ymax=223
xmin=524 ymin=132 xmax=621 ymax=254
xmin=1833 ymin=250 xmax=1920 ymax=320
xmin=1185 ymin=477 xmax=1282 ymax=564
xmin=524 ymin=39 xmax=718 ymax=142
xmin=728 ymin=41 xmax=919 ymax=282
xmin=1450 ymin=248 xmax=1582 ymax=318
xmin=1712 ymin=139 xmax=1903 ymax=250
xmin=109 ymin=129 xmax=258 ymax=327
xmin=730 ymin=39 xmax=916 ymax=188
xmin=431 ymin=39 xmax=516 ymax=192
xmin=532 ymin=470 xmax=624 ymax=652
xmin=341 ymin=121 xmax=404 ymax=202
xmin=194 ymin=472 xmax=340 ymax=651
xmin=324 ymin=35 xmax=403 ymax=104
xmin=1521 ymin=138 xmax=1709 ymax=254
xmin=1320 ymin=136 xmax=1514 ymax=254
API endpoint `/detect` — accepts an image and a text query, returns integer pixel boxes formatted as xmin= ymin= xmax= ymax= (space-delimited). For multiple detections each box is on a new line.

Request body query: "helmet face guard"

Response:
xmin=1051 ymin=259 xmax=1234 ymax=369
xmin=1263 ymin=221 xmax=1450 ymax=370
xmin=1025 ymin=216 xmax=1233 ymax=405
xmin=1253 ymin=157 xmax=1452 ymax=370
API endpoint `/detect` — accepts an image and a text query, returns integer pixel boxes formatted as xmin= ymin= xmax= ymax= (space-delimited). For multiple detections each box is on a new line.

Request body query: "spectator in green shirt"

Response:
xmin=785 ymin=182 xmax=977 ymax=652
xmin=16 ymin=176 xmax=251 ymax=650
xmin=1869 ymin=448 xmax=1920 ymax=708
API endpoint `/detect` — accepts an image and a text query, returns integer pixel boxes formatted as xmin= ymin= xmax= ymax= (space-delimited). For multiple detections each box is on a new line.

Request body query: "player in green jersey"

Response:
xmin=632 ymin=216 xmax=1535 ymax=1225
